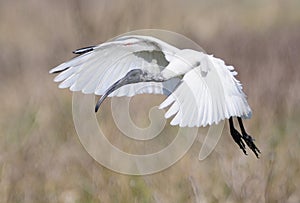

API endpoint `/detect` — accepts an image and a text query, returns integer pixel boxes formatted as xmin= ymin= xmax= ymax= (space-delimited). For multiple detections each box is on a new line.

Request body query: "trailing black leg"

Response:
xmin=237 ymin=117 xmax=261 ymax=158
xmin=229 ymin=117 xmax=247 ymax=155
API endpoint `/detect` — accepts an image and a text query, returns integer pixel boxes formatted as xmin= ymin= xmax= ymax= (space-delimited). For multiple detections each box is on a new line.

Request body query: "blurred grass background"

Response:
xmin=1 ymin=0 xmax=300 ymax=202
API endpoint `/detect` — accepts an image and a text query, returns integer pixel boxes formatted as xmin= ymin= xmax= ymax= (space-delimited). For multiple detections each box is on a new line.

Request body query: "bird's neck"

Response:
xmin=141 ymin=71 xmax=165 ymax=82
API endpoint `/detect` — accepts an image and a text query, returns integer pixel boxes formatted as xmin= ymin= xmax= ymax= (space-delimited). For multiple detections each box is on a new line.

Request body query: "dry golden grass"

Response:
xmin=0 ymin=0 xmax=300 ymax=202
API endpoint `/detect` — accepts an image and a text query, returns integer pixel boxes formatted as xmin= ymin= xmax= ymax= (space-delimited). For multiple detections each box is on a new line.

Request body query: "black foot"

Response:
xmin=241 ymin=133 xmax=261 ymax=158
xmin=230 ymin=128 xmax=247 ymax=155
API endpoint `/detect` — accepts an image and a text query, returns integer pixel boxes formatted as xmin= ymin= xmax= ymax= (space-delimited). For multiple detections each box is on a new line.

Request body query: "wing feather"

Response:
xmin=50 ymin=35 xmax=180 ymax=97
xmin=159 ymin=54 xmax=252 ymax=127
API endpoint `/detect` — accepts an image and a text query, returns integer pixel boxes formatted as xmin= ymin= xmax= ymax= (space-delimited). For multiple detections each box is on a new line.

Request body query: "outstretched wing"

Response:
xmin=159 ymin=54 xmax=252 ymax=127
xmin=49 ymin=35 xmax=180 ymax=97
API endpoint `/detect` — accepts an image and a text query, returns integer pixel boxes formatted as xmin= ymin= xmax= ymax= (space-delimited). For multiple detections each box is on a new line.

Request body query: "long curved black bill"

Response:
xmin=95 ymin=77 xmax=127 ymax=112
xmin=94 ymin=69 xmax=145 ymax=112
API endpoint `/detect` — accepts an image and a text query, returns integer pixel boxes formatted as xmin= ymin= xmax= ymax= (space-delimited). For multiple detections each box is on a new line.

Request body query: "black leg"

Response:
xmin=237 ymin=117 xmax=261 ymax=158
xmin=229 ymin=117 xmax=247 ymax=155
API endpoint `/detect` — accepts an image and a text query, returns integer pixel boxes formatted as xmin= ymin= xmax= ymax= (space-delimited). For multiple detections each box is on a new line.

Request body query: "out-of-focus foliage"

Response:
xmin=0 ymin=0 xmax=300 ymax=202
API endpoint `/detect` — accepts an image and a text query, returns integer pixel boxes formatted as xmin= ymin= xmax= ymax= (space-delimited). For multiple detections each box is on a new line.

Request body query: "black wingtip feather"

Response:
xmin=51 ymin=67 xmax=70 ymax=74
xmin=73 ymin=46 xmax=96 ymax=55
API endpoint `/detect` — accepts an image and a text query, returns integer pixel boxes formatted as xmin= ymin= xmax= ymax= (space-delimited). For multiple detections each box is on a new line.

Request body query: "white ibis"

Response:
xmin=50 ymin=35 xmax=260 ymax=157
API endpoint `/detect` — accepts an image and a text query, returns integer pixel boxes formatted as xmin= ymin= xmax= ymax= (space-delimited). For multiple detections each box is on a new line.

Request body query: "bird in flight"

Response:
xmin=50 ymin=35 xmax=260 ymax=158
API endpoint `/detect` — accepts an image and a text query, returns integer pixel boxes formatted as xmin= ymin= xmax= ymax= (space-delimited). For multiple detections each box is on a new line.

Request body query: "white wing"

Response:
xmin=50 ymin=35 xmax=251 ymax=127
xmin=159 ymin=54 xmax=252 ymax=127
xmin=49 ymin=35 xmax=180 ymax=97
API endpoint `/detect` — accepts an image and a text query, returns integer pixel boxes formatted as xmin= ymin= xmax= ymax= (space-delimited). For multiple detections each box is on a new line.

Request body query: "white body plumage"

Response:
xmin=50 ymin=35 xmax=252 ymax=128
